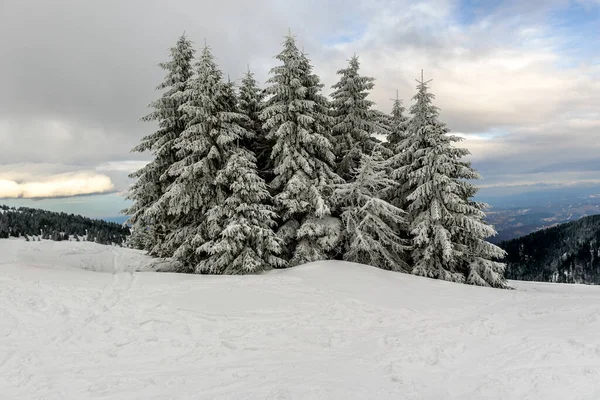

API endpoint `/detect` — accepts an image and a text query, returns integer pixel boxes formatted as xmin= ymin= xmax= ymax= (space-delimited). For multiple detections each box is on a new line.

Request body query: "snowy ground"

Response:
xmin=1 ymin=240 xmax=600 ymax=399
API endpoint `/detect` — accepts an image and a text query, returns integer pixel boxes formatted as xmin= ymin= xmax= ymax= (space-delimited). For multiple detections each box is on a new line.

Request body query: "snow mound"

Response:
xmin=0 ymin=238 xmax=173 ymax=273
xmin=1 ymin=240 xmax=600 ymax=399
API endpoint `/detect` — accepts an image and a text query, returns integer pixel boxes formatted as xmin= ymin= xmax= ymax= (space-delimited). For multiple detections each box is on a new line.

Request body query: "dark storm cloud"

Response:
xmin=0 ymin=0 xmax=367 ymax=166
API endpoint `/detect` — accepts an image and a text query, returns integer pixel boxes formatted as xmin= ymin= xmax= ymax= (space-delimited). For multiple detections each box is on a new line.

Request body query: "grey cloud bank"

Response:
xmin=1 ymin=0 xmax=599 ymax=214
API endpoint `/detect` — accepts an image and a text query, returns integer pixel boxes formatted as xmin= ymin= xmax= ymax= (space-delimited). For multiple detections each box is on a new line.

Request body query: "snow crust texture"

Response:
xmin=1 ymin=240 xmax=600 ymax=399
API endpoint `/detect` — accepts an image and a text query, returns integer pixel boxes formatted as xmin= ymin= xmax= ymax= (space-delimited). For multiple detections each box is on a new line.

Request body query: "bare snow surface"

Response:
xmin=1 ymin=240 xmax=600 ymax=399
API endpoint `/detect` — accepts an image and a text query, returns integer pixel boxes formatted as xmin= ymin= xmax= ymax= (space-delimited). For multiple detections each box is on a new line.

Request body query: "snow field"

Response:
xmin=1 ymin=239 xmax=600 ymax=399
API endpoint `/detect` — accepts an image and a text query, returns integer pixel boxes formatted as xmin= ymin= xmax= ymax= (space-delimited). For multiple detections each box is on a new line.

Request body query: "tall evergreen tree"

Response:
xmin=124 ymin=34 xmax=195 ymax=256
xmin=330 ymin=55 xmax=384 ymax=181
xmin=334 ymin=152 xmax=410 ymax=271
xmin=399 ymin=74 xmax=509 ymax=288
xmin=156 ymin=45 xmax=249 ymax=271
xmin=383 ymin=94 xmax=410 ymax=210
xmin=220 ymin=76 xmax=239 ymax=112
xmin=299 ymin=49 xmax=335 ymax=147
xmin=261 ymin=35 xmax=342 ymax=266
xmin=238 ymin=69 xmax=270 ymax=179
xmin=197 ymin=149 xmax=286 ymax=274
xmin=386 ymin=93 xmax=408 ymax=147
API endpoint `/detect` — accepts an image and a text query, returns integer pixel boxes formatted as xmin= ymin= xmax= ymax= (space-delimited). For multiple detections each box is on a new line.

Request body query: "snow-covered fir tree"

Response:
xmin=399 ymin=74 xmax=509 ymax=288
xmin=299 ymin=48 xmax=335 ymax=148
xmin=125 ymin=225 xmax=153 ymax=250
xmin=261 ymin=34 xmax=342 ymax=266
xmin=383 ymin=94 xmax=410 ymax=209
xmin=386 ymin=93 xmax=408 ymax=147
xmin=220 ymin=76 xmax=238 ymax=112
xmin=197 ymin=148 xmax=286 ymax=274
xmin=155 ymin=44 xmax=249 ymax=271
xmin=334 ymin=151 xmax=410 ymax=271
xmin=330 ymin=55 xmax=384 ymax=181
xmin=124 ymin=34 xmax=195 ymax=256
xmin=238 ymin=68 xmax=270 ymax=179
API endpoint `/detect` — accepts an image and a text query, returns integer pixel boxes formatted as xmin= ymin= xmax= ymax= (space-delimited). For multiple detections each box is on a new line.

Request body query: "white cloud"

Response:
xmin=96 ymin=160 xmax=149 ymax=173
xmin=344 ymin=20 xmax=595 ymax=134
xmin=0 ymin=172 xmax=114 ymax=199
xmin=478 ymin=171 xmax=600 ymax=189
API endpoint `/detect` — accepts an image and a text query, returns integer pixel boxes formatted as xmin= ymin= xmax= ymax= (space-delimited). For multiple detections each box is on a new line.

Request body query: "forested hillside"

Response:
xmin=500 ymin=214 xmax=600 ymax=284
xmin=0 ymin=205 xmax=130 ymax=245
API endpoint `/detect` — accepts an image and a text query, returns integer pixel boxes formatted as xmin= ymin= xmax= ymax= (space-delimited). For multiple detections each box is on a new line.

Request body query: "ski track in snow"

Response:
xmin=1 ymin=239 xmax=600 ymax=399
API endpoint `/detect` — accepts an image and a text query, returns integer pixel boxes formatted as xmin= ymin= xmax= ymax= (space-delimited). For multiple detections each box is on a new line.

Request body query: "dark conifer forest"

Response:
xmin=501 ymin=215 xmax=600 ymax=284
xmin=0 ymin=205 xmax=130 ymax=245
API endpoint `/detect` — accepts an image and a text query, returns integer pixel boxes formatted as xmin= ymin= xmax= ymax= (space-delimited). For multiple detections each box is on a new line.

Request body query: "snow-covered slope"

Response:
xmin=1 ymin=240 xmax=600 ymax=399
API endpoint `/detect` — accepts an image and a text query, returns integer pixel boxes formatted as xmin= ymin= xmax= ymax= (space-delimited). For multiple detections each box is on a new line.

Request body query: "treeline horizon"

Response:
xmin=0 ymin=204 xmax=130 ymax=245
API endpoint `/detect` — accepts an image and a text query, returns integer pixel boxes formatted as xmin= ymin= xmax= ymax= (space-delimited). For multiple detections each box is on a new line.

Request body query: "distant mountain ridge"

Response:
xmin=500 ymin=214 xmax=600 ymax=284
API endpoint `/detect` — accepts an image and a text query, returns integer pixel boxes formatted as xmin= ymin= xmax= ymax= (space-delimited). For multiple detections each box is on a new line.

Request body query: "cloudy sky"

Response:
xmin=1 ymin=0 xmax=599 ymax=217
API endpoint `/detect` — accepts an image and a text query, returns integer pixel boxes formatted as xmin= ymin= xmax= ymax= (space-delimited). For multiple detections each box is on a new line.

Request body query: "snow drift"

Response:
xmin=1 ymin=239 xmax=600 ymax=399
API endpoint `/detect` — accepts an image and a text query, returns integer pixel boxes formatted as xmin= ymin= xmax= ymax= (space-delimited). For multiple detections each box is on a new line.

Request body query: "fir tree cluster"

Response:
xmin=125 ymin=33 xmax=509 ymax=288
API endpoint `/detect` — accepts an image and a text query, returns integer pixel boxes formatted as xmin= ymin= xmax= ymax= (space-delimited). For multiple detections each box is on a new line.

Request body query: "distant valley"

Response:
xmin=478 ymin=187 xmax=600 ymax=243
xmin=485 ymin=201 xmax=600 ymax=243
